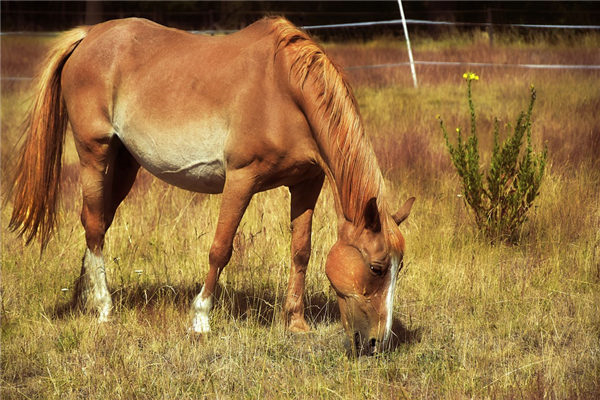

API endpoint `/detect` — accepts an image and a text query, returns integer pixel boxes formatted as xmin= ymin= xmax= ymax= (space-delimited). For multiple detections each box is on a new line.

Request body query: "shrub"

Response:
xmin=439 ymin=72 xmax=547 ymax=243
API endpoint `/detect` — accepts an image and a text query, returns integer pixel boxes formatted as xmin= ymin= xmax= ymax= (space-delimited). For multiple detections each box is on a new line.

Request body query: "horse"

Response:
xmin=9 ymin=16 xmax=414 ymax=355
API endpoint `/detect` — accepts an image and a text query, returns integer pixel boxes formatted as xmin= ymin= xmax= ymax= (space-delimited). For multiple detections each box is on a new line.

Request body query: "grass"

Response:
xmin=2 ymin=30 xmax=600 ymax=399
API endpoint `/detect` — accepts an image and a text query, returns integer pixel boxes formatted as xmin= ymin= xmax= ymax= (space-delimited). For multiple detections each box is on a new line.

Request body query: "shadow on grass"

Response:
xmin=51 ymin=283 xmax=201 ymax=320
xmin=51 ymin=282 xmax=420 ymax=349
xmin=51 ymin=282 xmax=336 ymax=322
xmin=389 ymin=318 xmax=422 ymax=348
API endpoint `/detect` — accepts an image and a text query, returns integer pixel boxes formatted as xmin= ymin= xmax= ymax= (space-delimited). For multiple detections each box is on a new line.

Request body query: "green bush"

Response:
xmin=439 ymin=72 xmax=547 ymax=243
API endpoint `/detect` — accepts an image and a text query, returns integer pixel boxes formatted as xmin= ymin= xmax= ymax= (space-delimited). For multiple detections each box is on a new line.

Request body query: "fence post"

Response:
xmin=397 ymin=0 xmax=418 ymax=88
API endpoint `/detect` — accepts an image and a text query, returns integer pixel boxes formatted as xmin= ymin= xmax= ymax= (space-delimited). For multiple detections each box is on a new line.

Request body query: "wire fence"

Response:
xmin=300 ymin=19 xmax=600 ymax=30
xmin=346 ymin=60 xmax=600 ymax=71
xmin=2 ymin=18 xmax=600 ymax=81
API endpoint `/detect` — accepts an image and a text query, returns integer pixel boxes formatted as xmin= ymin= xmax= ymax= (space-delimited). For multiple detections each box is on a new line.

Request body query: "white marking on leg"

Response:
xmin=83 ymin=248 xmax=113 ymax=322
xmin=384 ymin=256 xmax=399 ymax=342
xmin=191 ymin=286 xmax=213 ymax=334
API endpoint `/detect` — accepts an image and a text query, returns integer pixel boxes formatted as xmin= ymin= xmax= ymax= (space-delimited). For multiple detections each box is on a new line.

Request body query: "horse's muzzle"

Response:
xmin=353 ymin=332 xmax=381 ymax=356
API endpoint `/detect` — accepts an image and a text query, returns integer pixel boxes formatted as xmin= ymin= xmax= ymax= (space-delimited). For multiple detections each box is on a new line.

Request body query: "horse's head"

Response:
xmin=326 ymin=197 xmax=415 ymax=356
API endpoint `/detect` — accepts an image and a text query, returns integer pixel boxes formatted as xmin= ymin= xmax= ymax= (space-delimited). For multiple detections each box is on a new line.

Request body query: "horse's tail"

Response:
xmin=9 ymin=26 xmax=90 ymax=249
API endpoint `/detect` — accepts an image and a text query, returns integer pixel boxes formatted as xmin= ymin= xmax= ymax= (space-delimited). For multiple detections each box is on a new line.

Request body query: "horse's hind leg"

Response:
xmin=103 ymin=138 xmax=140 ymax=227
xmin=283 ymin=173 xmax=324 ymax=332
xmin=74 ymin=134 xmax=139 ymax=321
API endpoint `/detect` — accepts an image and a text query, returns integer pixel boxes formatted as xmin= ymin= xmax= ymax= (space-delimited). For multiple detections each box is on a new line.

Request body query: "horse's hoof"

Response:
xmin=97 ymin=304 xmax=112 ymax=323
xmin=97 ymin=315 xmax=111 ymax=323
xmin=188 ymin=328 xmax=208 ymax=340
xmin=287 ymin=319 xmax=311 ymax=333
xmin=190 ymin=314 xmax=211 ymax=335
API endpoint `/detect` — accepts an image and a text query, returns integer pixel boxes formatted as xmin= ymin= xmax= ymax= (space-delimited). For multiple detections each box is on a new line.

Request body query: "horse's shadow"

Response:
xmin=51 ymin=282 xmax=420 ymax=350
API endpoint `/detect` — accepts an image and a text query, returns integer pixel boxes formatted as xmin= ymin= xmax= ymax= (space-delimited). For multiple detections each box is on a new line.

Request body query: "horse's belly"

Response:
xmin=153 ymin=157 xmax=226 ymax=193
xmin=116 ymin=127 xmax=227 ymax=193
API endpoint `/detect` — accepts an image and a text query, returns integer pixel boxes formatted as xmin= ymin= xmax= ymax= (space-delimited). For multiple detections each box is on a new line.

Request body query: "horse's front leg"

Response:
xmin=190 ymin=170 xmax=255 ymax=334
xmin=283 ymin=173 xmax=324 ymax=332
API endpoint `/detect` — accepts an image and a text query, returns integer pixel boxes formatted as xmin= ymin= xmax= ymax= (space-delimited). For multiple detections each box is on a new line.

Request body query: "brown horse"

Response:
xmin=9 ymin=17 xmax=414 ymax=355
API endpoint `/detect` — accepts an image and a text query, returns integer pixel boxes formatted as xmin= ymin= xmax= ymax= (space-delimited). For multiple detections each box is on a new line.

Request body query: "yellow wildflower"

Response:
xmin=463 ymin=72 xmax=479 ymax=81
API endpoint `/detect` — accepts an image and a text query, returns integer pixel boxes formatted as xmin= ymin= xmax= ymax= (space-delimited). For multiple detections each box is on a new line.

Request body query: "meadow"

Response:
xmin=1 ymin=28 xmax=599 ymax=399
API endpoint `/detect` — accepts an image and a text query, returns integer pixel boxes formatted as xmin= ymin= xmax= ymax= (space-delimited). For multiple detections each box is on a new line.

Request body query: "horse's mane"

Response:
xmin=270 ymin=17 xmax=404 ymax=252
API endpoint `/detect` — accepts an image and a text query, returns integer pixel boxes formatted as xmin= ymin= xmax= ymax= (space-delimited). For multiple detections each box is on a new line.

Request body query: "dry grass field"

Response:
xmin=2 ymin=28 xmax=599 ymax=399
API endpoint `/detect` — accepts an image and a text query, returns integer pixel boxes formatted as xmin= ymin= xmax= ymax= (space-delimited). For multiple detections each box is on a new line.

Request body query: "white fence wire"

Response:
xmin=346 ymin=61 xmax=600 ymax=71
xmin=300 ymin=19 xmax=600 ymax=30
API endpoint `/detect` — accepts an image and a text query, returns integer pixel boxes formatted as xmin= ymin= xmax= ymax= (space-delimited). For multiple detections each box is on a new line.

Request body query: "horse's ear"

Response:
xmin=393 ymin=197 xmax=415 ymax=225
xmin=363 ymin=197 xmax=381 ymax=232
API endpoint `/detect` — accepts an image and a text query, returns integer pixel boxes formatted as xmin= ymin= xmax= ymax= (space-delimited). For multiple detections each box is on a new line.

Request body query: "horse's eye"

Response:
xmin=369 ymin=264 xmax=384 ymax=276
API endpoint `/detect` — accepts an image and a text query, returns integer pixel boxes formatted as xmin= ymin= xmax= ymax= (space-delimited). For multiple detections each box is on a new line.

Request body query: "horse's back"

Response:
xmin=62 ymin=17 xmax=318 ymax=193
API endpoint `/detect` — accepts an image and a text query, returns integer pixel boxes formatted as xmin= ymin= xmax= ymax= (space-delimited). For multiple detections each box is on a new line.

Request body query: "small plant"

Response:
xmin=439 ymin=72 xmax=547 ymax=243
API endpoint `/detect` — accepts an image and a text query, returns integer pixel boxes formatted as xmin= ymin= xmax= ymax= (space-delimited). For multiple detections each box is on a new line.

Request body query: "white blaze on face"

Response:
xmin=384 ymin=256 xmax=399 ymax=342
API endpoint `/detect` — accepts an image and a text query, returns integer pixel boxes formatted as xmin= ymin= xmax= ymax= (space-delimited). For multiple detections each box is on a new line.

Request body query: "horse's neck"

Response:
xmin=303 ymin=100 xmax=384 ymax=228
xmin=273 ymin=23 xmax=384 ymax=227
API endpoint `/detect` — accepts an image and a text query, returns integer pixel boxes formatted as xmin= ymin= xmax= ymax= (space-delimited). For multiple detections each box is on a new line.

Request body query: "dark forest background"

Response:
xmin=2 ymin=1 xmax=599 ymax=35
